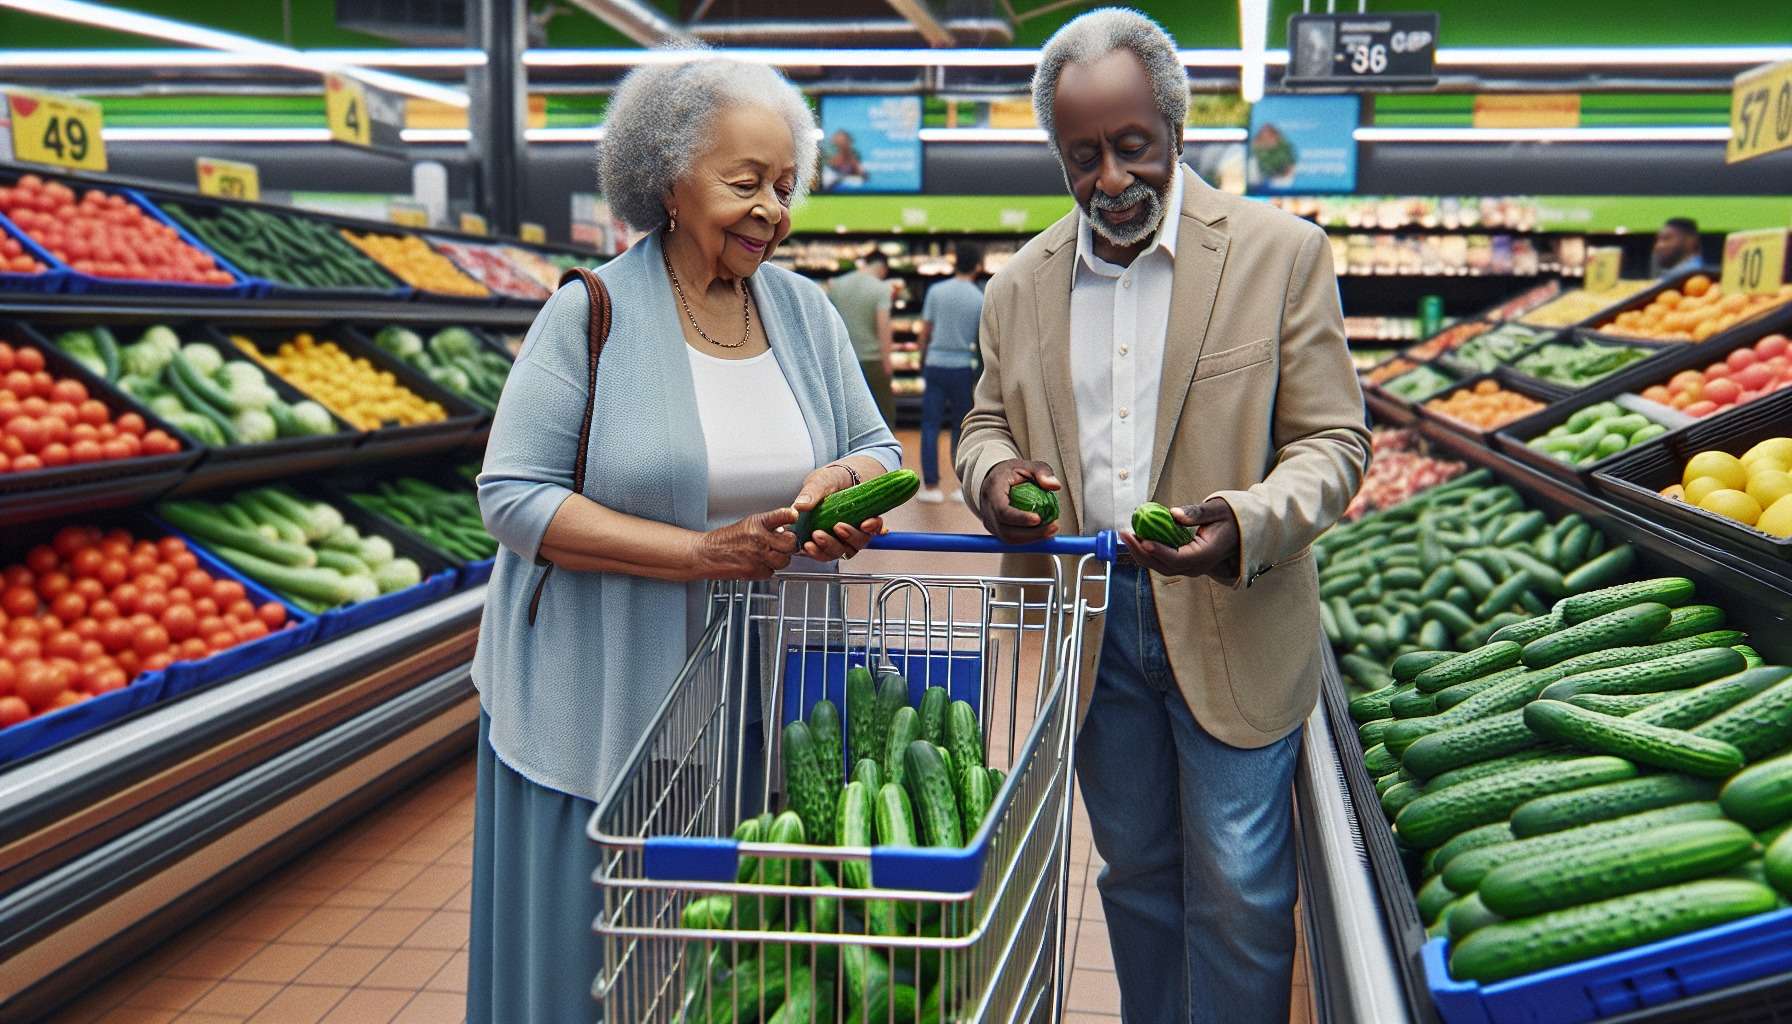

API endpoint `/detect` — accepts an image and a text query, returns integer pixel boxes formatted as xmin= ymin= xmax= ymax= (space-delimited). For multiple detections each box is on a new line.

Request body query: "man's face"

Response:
xmin=1654 ymin=226 xmax=1695 ymax=268
xmin=1051 ymin=49 xmax=1177 ymax=249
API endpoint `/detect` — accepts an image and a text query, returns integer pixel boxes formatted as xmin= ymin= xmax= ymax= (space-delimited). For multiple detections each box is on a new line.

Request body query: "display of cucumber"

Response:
xmin=903 ymin=741 xmax=964 ymax=848
xmin=1657 ymin=604 xmax=1727 ymax=642
xmin=846 ymin=667 xmax=879 ymax=764
xmin=1349 ymin=683 xmax=1408 ymax=723
xmin=1448 ymin=879 xmax=1777 ymax=984
xmin=1524 ymin=701 xmax=1744 ymax=778
xmin=1509 ymin=774 xmax=1722 ymax=838
xmin=1363 ymin=743 xmax=1402 ymax=777
xmin=873 ymin=673 xmax=910 ymax=758
xmin=918 ymin=686 xmax=950 ymax=746
xmin=781 ymin=721 xmax=836 ymax=845
xmin=1393 ymin=650 xmax=1458 ymax=683
xmin=1434 ymin=667 xmax=1529 ymax=711
xmin=1694 ymin=671 xmax=1792 ymax=761
xmin=796 ymin=469 xmax=920 ymax=539
xmin=1382 ymin=781 xmax=1426 ymax=818
xmin=1008 ymin=481 xmax=1059 ymax=525
xmin=1413 ymin=641 xmax=1524 ymax=693
xmin=1720 ymin=751 xmax=1792 ymax=830
xmin=1424 ymin=750 xmax=1579 ymax=795
xmin=1131 ymin=501 xmax=1192 ymax=548
xmin=1442 ymin=802 xmax=1726 ymax=893
xmin=1401 ymin=708 xmax=1545 ymax=781
xmin=1766 ymin=829 xmax=1792 ymax=900
xmin=1417 ymin=873 xmax=1457 ymax=925
xmin=1557 ymin=577 xmax=1696 ymax=625
xmin=852 ymin=758 xmax=882 ymax=794
xmin=1488 ymin=612 xmax=1561 ymax=646
xmin=1446 ymin=892 xmax=1505 ymax=942
xmin=1537 ymin=647 xmax=1747 ymax=702
xmin=1433 ymin=822 xmax=1518 ymax=875
xmin=1390 ymin=688 xmax=1440 ymax=721
xmin=958 ymin=765 xmax=995 ymax=838
xmin=1520 ymin=603 xmax=1673 ymax=668
xmin=1561 ymin=544 xmax=1638 ymax=593
xmin=808 ymin=699 xmax=843 ymax=780
xmin=835 ymin=782 xmax=875 ymax=890
xmin=1360 ymin=719 xmax=1396 ymax=748
xmin=1566 ymin=692 xmax=1672 ymax=715
xmin=945 ymin=700 xmax=984 ymax=772
xmin=883 ymin=706 xmax=922 ymax=790
xmin=1395 ymin=756 xmax=1639 ymax=848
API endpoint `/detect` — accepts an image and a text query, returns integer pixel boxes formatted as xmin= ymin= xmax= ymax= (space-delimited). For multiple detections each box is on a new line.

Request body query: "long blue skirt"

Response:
xmin=468 ymin=711 xmax=603 ymax=1024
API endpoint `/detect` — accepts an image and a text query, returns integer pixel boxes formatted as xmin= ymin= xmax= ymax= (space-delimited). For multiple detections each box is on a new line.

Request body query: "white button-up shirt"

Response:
xmin=1070 ymin=165 xmax=1184 ymax=533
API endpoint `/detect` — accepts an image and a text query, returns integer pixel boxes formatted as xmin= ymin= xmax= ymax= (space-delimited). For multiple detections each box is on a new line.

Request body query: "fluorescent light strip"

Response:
xmin=0 ymin=48 xmax=486 ymax=69
xmin=918 ymin=127 xmax=1247 ymax=143
xmin=1436 ymin=46 xmax=1792 ymax=68
xmin=401 ymin=128 xmax=472 ymax=143
xmin=0 ymin=0 xmax=469 ymax=107
xmin=1355 ymin=126 xmax=1733 ymax=143
xmin=102 ymin=127 xmax=332 ymax=142
xmin=525 ymin=47 xmax=1258 ymax=69
xmin=526 ymin=126 xmax=605 ymax=142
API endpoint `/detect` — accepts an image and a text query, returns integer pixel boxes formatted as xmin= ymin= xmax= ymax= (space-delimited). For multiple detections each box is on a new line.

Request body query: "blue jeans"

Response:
xmin=1076 ymin=565 xmax=1301 ymax=1024
xmin=920 ymin=365 xmax=975 ymax=486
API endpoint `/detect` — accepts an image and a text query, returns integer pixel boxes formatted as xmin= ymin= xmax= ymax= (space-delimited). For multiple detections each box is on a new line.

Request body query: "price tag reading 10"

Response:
xmin=8 ymin=90 xmax=107 ymax=172
xmin=1728 ymin=60 xmax=1792 ymax=164
xmin=1722 ymin=229 xmax=1789 ymax=297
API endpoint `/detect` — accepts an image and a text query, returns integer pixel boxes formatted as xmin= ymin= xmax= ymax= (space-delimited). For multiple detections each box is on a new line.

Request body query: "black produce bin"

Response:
xmin=1494 ymin=332 xmax=1673 ymax=402
xmin=0 ymin=321 xmax=201 ymax=527
xmin=1593 ymin=387 xmax=1792 ymax=563
xmin=1516 ymin=270 xmax=1695 ymax=332
xmin=1494 ymin=390 xmax=1691 ymax=488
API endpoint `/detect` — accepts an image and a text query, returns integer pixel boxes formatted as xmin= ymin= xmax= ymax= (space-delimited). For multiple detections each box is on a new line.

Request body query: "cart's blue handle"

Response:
xmin=868 ymin=530 xmax=1119 ymax=562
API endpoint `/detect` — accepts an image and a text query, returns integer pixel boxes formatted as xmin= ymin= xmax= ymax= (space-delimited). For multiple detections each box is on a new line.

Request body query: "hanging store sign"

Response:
xmin=1722 ymin=229 xmax=1788 ymax=296
xmin=325 ymin=73 xmax=404 ymax=152
xmin=6 ymin=89 xmax=107 ymax=172
xmin=1285 ymin=13 xmax=1438 ymax=89
xmin=1584 ymin=247 xmax=1623 ymax=293
xmin=1472 ymin=94 xmax=1582 ymax=130
xmin=1247 ymin=95 xmax=1360 ymax=194
xmin=818 ymin=95 xmax=923 ymax=194
xmin=1728 ymin=60 xmax=1792 ymax=164
xmin=196 ymin=157 xmax=261 ymax=202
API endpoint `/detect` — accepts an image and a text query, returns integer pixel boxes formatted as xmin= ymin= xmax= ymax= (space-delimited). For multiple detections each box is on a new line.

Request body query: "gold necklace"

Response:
xmin=663 ymin=248 xmax=751 ymax=349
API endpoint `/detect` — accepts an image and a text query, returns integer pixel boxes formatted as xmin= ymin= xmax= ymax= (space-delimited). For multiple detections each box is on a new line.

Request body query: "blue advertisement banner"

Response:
xmin=1246 ymin=95 xmax=1361 ymax=194
xmin=819 ymin=95 xmax=924 ymax=194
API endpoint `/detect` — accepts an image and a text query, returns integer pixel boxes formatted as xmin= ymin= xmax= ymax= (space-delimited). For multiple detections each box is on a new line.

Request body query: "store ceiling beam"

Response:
xmin=880 ymin=0 xmax=956 ymax=48
xmin=562 ymin=0 xmax=695 ymax=47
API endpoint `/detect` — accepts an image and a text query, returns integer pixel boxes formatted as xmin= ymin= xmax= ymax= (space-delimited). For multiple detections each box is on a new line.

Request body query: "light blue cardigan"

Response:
xmin=473 ymin=230 xmax=902 ymax=803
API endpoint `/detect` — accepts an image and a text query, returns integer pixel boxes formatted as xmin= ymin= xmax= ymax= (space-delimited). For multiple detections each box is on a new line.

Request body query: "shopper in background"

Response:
xmin=826 ymin=250 xmax=897 ymax=425
xmin=956 ymin=9 xmax=1370 ymax=1023
xmin=1651 ymin=216 xmax=1708 ymax=277
xmin=470 ymin=51 xmax=901 ymax=1024
xmin=915 ymin=243 xmax=986 ymax=503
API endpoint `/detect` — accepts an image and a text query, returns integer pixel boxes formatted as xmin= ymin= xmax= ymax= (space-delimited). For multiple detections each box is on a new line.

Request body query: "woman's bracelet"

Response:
xmin=828 ymin=462 xmax=861 ymax=487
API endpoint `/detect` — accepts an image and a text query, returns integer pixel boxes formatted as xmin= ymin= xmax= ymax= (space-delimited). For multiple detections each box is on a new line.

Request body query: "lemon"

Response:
xmin=1699 ymin=488 xmax=1763 ymax=526
xmin=1684 ymin=476 xmax=1730 ymax=507
xmin=1748 ymin=457 xmax=1791 ymax=479
xmin=1684 ymin=450 xmax=1748 ymax=490
xmin=1760 ymin=495 xmax=1792 ymax=538
xmin=1742 ymin=437 xmax=1792 ymax=467
xmin=1746 ymin=470 xmax=1792 ymax=511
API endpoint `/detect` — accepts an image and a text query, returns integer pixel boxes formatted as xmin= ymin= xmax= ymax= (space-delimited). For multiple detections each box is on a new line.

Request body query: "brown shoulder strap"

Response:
xmin=529 ymin=267 xmax=612 ymax=627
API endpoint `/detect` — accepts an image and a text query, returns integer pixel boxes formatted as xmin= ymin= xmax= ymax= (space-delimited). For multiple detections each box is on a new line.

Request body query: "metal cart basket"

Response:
xmin=588 ymin=531 xmax=1118 ymax=1024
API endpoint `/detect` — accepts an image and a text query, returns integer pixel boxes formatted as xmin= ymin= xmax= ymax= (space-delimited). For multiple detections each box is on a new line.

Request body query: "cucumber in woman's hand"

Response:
xmin=796 ymin=469 xmax=920 ymax=538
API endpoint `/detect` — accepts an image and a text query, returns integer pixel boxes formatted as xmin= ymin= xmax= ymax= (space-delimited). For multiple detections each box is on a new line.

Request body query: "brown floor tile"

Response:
xmin=384 ymin=866 xmax=467 ymax=911
xmin=171 ymin=1014 xmax=249 ymax=1024
xmin=1066 ymin=968 xmax=1122 ymax=1016
xmin=121 ymin=977 xmax=218 ymax=1011
xmin=387 ymin=836 xmax=459 ymax=865
xmin=1063 ymin=1015 xmax=1122 ymax=1024
xmin=289 ymin=857 xmax=379 ymax=890
xmin=442 ymin=884 xmax=472 ymax=912
xmin=320 ymin=888 xmax=389 ymax=909
xmin=229 ymin=943 xmax=330 ymax=984
xmin=220 ymin=904 xmax=313 ymax=943
xmin=162 ymin=938 xmax=267 ymax=980
xmin=339 ymin=908 xmax=433 ymax=948
xmin=188 ymin=979 xmax=282 ymax=1017
xmin=244 ymin=984 xmax=351 ymax=1024
xmin=279 ymin=908 xmax=372 ymax=945
xmin=425 ymin=952 xmax=469 ymax=994
xmin=403 ymin=910 xmax=470 ymax=950
xmin=391 ymin=990 xmax=465 ymax=1024
xmin=90 ymin=1008 xmax=181 ymax=1024
xmin=295 ymin=946 xmax=390 ymax=987
xmin=256 ymin=885 xmax=335 ymax=909
xmin=347 ymin=861 xmax=428 ymax=893
xmin=361 ymin=949 xmax=454 ymax=990
xmin=316 ymin=987 xmax=414 ymax=1024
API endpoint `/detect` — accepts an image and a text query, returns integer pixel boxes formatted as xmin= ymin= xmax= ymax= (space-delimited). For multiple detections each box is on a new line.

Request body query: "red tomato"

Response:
xmin=125 ymin=551 xmax=157 ymax=578
xmin=135 ymin=575 xmax=168 ymax=597
xmin=137 ymin=591 xmax=170 ymax=619
xmin=99 ymin=439 xmax=131 ymax=461
xmin=49 ymin=379 xmax=86 ymax=405
xmin=2 ymin=566 xmax=31 ymax=590
xmin=97 ymin=559 xmax=127 ymax=588
xmin=132 ymin=624 xmax=170 ymax=658
xmin=68 ymin=549 xmax=102 ymax=579
xmin=24 ymin=545 xmax=57 ymax=575
xmin=13 ymin=346 xmax=43 ymax=373
xmin=234 ymin=619 xmax=269 ymax=643
xmin=88 ymin=597 xmax=118 ymax=621
xmin=1758 ymin=334 xmax=1789 ymax=359
xmin=154 ymin=562 xmax=178 ymax=583
xmin=141 ymin=430 xmax=179 ymax=455
xmin=205 ymin=629 xmax=238 ymax=652
xmin=71 ymin=578 xmax=103 ymax=603
xmin=211 ymin=579 xmax=247 ymax=606
xmin=177 ymin=637 xmax=209 ymax=660
xmin=5 ymin=416 xmax=44 ymax=453
xmin=6 ymin=636 xmax=43 ymax=664
xmin=15 ymin=453 xmax=45 ymax=472
xmin=6 ymin=616 xmax=41 ymax=640
xmin=1734 ymin=364 xmax=1774 ymax=394
xmin=0 ymin=342 xmax=12 ymax=371
xmin=1685 ymin=400 xmax=1720 ymax=417
xmin=225 ymin=598 xmax=256 ymax=623
xmin=98 ymin=618 xmax=133 ymax=653
xmin=168 ymin=587 xmax=193 ymax=605
xmin=256 ymin=602 xmax=288 ymax=629
xmin=38 ymin=441 xmax=69 ymax=467
xmin=1728 ymin=348 xmax=1760 ymax=372
xmin=1 ymin=371 xmax=30 ymax=397
xmin=0 ymin=659 xmax=13 ymax=697
xmin=77 ymin=637 xmax=102 ymax=661
xmin=0 ymin=695 xmax=28 ymax=728
xmin=169 ymin=552 xmax=198 ymax=574
xmin=1706 ymin=362 xmax=1731 ymax=379
xmin=141 ymin=652 xmax=175 ymax=672
xmin=35 ymin=571 xmax=70 ymax=602
xmin=51 ymin=525 xmax=90 ymax=559
xmin=115 ymin=412 xmax=146 ymax=438
xmin=114 ymin=650 xmax=140 ymax=677
xmin=180 ymin=568 xmax=214 ymax=594
xmin=161 ymin=604 xmax=198 ymax=641
xmin=16 ymin=662 xmax=61 ymax=711
xmin=50 ymin=592 xmax=84 ymax=623
xmin=87 ymin=668 xmax=127 ymax=695
xmin=76 ymin=400 xmax=107 ymax=427
xmin=1 ymin=587 xmax=35 ymax=618
xmin=51 ymin=691 xmax=85 ymax=709
xmin=194 ymin=598 xmax=219 ymax=618
xmin=1705 ymin=378 xmax=1742 ymax=405
xmin=44 ymin=630 xmax=83 ymax=661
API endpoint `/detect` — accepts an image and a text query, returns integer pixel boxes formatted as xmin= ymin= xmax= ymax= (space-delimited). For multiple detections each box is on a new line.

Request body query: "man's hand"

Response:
xmin=1120 ymin=499 xmax=1241 ymax=580
xmin=979 ymin=459 xmax=1062 ymax=545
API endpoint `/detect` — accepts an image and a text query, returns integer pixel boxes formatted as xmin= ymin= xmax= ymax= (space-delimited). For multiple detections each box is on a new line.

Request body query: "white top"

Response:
xmin=1070 ymin=164 xmax=1185 ymax=533
xmin=687 ymin=346 xmax=815 ymax=530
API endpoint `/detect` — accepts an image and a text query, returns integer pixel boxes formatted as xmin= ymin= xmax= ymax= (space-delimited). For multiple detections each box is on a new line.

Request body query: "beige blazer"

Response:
xmin=956 ymin=169 xmax=1372 ymax=748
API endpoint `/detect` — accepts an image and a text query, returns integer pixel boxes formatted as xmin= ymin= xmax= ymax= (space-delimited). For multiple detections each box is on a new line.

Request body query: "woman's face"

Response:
xmin=667 ymin=103 xmax=798 ymax=281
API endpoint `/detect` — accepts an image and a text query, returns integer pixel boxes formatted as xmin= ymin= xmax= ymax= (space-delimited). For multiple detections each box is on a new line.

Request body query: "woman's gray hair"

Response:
xmin=599 ymin=49 xmax=819 ymax=231
xmin=1031 ymin=9 xmax=1188 ymax=155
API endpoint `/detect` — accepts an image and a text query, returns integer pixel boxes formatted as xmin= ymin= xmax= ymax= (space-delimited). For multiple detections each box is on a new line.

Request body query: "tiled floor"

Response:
xmin=49 ymin=432 xmax=1311 ymax=1024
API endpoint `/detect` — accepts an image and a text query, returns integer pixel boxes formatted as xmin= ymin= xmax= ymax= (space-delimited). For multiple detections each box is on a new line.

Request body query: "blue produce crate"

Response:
xmin=1424 ymin=908 xmax=1792 ymax=1024
xmin=0 ymin=211 xmax=67 ymax=293
xmin=779 ymin=644 xmax=984 ymax=769
xmin=459 ymin=557 xmax=494 ymax=587
xmin=312 ymin=569 xmax=458 ymax=642
xmin=0 ymin=670 xmax=167 ymax=769
xmin=45 ymin=187 xmax=255 ymax=299
xmin=154 ymin=532 xmax=319 ymax=698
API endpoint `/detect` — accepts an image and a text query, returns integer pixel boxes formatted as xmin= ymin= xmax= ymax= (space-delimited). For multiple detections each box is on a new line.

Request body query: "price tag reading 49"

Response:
xmin=1722 ymin=229 xmax=1788 ymax=297
xmin=7 ymin=89 xmax=107 ymax=172
xmin=1728 ymin=60 xmax=1792 ymax=164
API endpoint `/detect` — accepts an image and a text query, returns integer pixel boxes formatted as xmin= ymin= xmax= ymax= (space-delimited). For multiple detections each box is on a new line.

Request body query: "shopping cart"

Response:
xmin=587 ymin=531 xmax=1118 ymax=1024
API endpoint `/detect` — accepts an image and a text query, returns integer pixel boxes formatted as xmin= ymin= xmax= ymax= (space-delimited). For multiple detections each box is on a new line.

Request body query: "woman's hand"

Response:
xmin=792 ymin=464 xmax=885 ymax=561
xmin=693 ymin=507 xmax=800 ymax=580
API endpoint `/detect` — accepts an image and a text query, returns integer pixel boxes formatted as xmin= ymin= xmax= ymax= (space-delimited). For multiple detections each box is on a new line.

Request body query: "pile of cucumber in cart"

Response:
xmin=1322 ymin=455 xmax=1792 ymax=989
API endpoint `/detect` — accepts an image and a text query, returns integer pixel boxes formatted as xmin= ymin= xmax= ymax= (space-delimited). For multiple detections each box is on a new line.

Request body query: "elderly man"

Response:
xmin=956 ymin=9 xmax=1371 ymax=1023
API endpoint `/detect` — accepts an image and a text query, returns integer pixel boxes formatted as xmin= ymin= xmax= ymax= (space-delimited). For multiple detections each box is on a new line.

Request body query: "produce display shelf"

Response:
xmin=1409 ymin=372 xmax=1556 ymax=447
xmin=0 ymin=293 xmax=541 ymax=332
xmin=315 ymin=463 xmax=494 ymax=587
xmin=1493 ymin=333 xmax=1672 ymax=403
xmin=0 ymin=211 xmax=68 ymax=294
xmin=1492 ymin=391 xmax=1690 ymax=489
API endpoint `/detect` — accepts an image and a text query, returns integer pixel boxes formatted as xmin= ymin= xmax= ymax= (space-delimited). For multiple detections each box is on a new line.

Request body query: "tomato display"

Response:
xmin=0 ymin=524 xmax=290 ymax=730
xmin=0 ymin=174 xmax=234 ymax=286
xmin=0 ymin=229 xmax=48 ymax=276
xmin=0 ymin=339 xmax=182 ymax=474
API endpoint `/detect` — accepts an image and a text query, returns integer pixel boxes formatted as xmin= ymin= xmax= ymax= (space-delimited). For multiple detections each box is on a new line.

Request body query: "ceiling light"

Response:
xmin=1436 ymin=46 xmax=1792 ymax=68
xmin=102 ymin=127 xmax=333 ymax=142
xmin=1355 ymin=126 xmax=1733 ymax=143
xmin=0 ymin=48 xmax=486 ymax=69
xmin=525 ymin=47 xmax=1259 ymax=70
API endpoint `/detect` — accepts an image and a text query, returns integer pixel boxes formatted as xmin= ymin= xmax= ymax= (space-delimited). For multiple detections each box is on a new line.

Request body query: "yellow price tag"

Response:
xmin=196 ymin=157 xmax=260 ymax=202
xmin=519 ymin=222 xmax=546 ymax=244
xmin=389 ymin=200 xmax=429 ymax=228
xmin=1728 ymin=60 xmax=1792 ymax=164
xmin=459 ymin=212 xmax=488 ymax=236
xmin=325 ymin=73 xmax=372 ymax=147
xmin=1722 ymin=229 xmax=1788 ymax=296
xmin=7 ymin=89 xmax=106 ymax=172
xmin=1585 ymin=247 xmax=1623 ymax=293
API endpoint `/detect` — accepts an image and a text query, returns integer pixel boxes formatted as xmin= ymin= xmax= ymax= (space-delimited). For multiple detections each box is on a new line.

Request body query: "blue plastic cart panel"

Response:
xmin=1425 ymin=907 xmax=1792 ymax=1024
xmin=780 ymin=644 xmax=983 ymax=768
xmin=0 ymin=671 xmax=165 ymax=769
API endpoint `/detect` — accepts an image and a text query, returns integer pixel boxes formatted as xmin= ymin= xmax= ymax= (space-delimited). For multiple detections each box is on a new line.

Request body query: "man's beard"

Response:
xmin=1086 ymin=179 xmax=1168 ymax=248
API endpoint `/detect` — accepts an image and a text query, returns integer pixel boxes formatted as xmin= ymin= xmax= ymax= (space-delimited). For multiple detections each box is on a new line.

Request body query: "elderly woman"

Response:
xmin=469 ymin=53 xmax=902 ymax=1022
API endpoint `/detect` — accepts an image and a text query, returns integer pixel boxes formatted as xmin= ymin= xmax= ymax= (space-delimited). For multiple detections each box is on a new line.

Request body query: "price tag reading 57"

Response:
xmin=1728 ymin=60 xmax=1792 ymax=164
xmin=8 ymin=90 xmax=107 ymax=172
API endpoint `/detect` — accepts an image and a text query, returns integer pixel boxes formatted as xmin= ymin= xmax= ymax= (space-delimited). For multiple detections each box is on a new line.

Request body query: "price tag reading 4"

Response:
xmin=325 ymin=73 xmax=372 ymax=147
xmin=196 ymin=157 xmax=260 ymax=201
xmin=1585 ymin=247 xmax=1623 ymax=293
xmin=8 ymin=90 xmax=107 ymax=172
xmin=1728 ymin=60 xmax=1792 ymax=164
xmin=1722 ymin=229 xmax=1788 ymax=297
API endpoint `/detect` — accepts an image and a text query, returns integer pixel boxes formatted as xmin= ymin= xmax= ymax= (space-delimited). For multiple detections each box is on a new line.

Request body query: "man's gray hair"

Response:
xmin=599 ymin=49 xmax=818 ymax=231
xmin=1031 ymin=8 xmax=1188 ymax=155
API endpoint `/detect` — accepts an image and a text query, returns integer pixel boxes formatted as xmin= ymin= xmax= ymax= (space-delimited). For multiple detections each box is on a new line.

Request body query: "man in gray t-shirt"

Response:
xmin=826 ymin=251 xmax=895 ymax=425
xmin=916 ymin=244 xmax=986 ymax=502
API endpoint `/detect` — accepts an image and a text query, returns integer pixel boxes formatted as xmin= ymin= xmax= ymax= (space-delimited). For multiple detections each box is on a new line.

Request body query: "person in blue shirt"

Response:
xmin=915 ymin=243 xmax=986 ymax=502
xmin=1651 ymin=217 xmax=1709 ymax=277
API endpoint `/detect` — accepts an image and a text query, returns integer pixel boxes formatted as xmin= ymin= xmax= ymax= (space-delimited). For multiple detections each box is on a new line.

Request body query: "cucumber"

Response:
xmin=1452 ymin=558 xmax=1496 ymax=600
xmin=1392 ymin=650 xmax=1457 ymax=683
xmin=1449 ymin=879 xmax=1776 ymax=983
xmin=1008 ymin=481 xmax=1059 ymax=525
xmin=1384 ymin=566 xmax=1426 ymax=589
xmin=959 ymin=765 xmax=995 ymax=838
xmin=1401 ymin=709 xmax=1543 ymax=780
xmin=1377 ymin=770 xmax=1411 ymax=796
xmin=781 ymin=722 xmax=836 ymax=845
xmin=1419 ymin=619 xmax=1453 ymax=650
xmin=846 ymin=667 xmax=879 ymax=764
xmin=808 ymin=699 xmax=844 ymax=781
xmin=1384 ymin=666 xmax=1569 ymax=756
xmin=835 ymin=782 xmax=875 ymax=887
xmin=873 ymin=674 xmax=910 ymax=759
xmin=1694 ymin=670 xmax=1792 ymax=761
xmin=1537 ymin=647 xmax=1748 ymax=701
xmin=903 ymin=742 xmax=963 ymax=848
xmin=1434 ymin=667 xmax=1528 ymax=710
xmin=1737 ymin=644 xmax=1766 ymax=669
xmin=945 ymin=700 xmax=984 ymax=771
xmin=1634 ymin=667 xmax=1792 ymax=731
xmin=1720 ymin=751 xmax=1792 ymax=829
xmin=1394 ymin=756 xmax=1639 ymax=848
xmin=1417 ymin=873 xmax=1456 ymax=925
xmin=1390 ymin=688 xmax=1439 ymax=720
xmin=1488 ymin=611 xmax=1560 ymax=646
xmin=884 ymin=706 xmax=922 ymax=790
xmin=1501 ymin=551 xmax=1568 ymax=601
xmin=1525 ymin=700 xmax=1744 ymax=778
xmin=918 ymin=686 xmax=949 ymax=746
xmin=1475 ymin=574 xmax=1534 ymax=621
xmin=799 ymin=469 xmax=920 ymax=538
xmin=1558 ymin=577 xmax=1697 ymax=625
xmin=1414 ymin=642 xmax=1524 ymax=693
xmin=1320 ymin=572 xmax=1364 ymax=600
xmin=1446 ymin=892 xmax=1505 ymax=942
xmin=1495 ymin=511 xmax=1547 ymax=546
xmin=1342 ymin=652 xmax=1393 ymax=687
xmin=1349 ymin=683 xmax=1407 ymax=723
xmin=1423 ymin=600 xmax=1478 ymax=639
xmin=1511 ymin=774 xmax=1720 ymax=837
xmin=1131 ymin=501 xmax=1192 ymax=547
xmin=1561 ymin=544 xmax=1638 ymax=593
xmin=1566 ymin=692 xmax=1672 ymax=715
xmin=1425 ymin=750 xmax=1579 ymax=794
xmin=1658 ymin=604 xmax=1727 ymax=642
xmin=1420 ymin=565 xmax=1458 ymax=602
xmin=1364 ymin=743 xmax=1401 ymax=777
xmin=1520 ymin=603 xmax=1672 ymax=668
xmin=1434 ymin=822 xmax=1517 ymax=874
xmin=1382 ymin=781 xmax=1426 ymax=819
xmin=1359 ymin=718 xmax=1395 ymax=748
xmin=1442 ymin=802 xmax=1727 ymax=893
xmin=852 ymin=758 xmax=882 ymax=794
xmin=1767 ymin=829 xmax=1792 ymax=900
